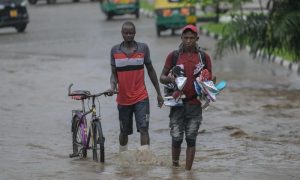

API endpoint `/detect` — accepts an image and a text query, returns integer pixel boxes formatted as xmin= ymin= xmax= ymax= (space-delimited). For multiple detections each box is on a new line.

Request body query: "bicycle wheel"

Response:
xmin=72 ymin=116 xmax=87 ymax=158
xmin=92 ymin=120 xmax=105 ymax=163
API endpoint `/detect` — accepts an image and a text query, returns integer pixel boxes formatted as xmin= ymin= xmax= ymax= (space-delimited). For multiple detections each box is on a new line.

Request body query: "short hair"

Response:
xmin=122 ymin=21 xmax=135 ymax=31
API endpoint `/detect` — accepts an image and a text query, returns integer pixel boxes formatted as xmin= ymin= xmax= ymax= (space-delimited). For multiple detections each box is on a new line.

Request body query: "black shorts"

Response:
xmin=169 ymin=104 xmax=202 ymax=141
xmin=117 ymin=98 xmax=150 ymax=135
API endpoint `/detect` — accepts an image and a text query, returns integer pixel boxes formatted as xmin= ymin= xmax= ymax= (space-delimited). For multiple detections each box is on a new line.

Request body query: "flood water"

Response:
xmin=0 ymin=2 xmax=300 ymax=180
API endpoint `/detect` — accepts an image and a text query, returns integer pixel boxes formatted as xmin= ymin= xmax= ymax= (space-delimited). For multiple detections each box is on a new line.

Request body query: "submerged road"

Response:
xmin=0 ymin=2 xmax=300 ymax=179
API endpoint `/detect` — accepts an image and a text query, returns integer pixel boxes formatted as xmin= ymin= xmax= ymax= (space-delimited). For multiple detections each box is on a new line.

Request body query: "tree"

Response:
xmin=215 ymin=0 xmax=300 ymax=62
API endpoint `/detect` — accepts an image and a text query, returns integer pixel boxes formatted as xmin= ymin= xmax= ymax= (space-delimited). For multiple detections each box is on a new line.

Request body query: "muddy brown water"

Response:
xmin=0 ymin=2 xmax=300 ymax=180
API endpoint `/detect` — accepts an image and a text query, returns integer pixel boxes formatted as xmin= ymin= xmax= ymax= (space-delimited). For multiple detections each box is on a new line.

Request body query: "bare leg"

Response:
xmin=140 ymin=128 xmax=150 ymax=146
xmin=119 ymin=132 xmax=128 ymax=152
xmin=185 ymin=146 xmax=195 ymax=170
xmin=119 ymin=132 xmax=128 ymax=146
xmin=172 ymin=146 xmax=181 ymax=167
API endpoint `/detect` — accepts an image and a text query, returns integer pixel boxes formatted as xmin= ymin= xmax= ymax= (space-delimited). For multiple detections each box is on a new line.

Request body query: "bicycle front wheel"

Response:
xmin=92 ymin=120 xmax=105 ymax=163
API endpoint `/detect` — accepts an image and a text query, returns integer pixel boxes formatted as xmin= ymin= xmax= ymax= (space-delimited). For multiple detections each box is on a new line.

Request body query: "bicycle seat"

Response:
xmin=69 ymin=90 xmax=91 ymax=97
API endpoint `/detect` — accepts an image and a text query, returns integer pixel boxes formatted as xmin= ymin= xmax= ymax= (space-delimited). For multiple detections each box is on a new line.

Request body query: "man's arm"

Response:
xmin=159 ymin=52 xmax=175 ymax=85
xmin=105 ymin=65 xmax=118 ymax=96
xmin=204 ymin=53 xmax=213 ymax=80
xmin=159 ymin=66 xmax=175 ymax=85
xmin=110 ymin=65 xmax=118 ymax=90
xmin=145 ymin=63 xmax=164 ymax=107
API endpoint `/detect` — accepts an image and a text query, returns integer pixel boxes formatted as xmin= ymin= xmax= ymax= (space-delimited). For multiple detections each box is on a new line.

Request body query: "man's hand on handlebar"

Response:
xmin=104 ymin=89 xmax=117 ymax=96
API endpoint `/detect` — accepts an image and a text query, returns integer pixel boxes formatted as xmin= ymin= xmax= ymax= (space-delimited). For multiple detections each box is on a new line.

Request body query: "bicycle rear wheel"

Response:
xmin=71 ymin=116 xmax=87 ymax=158
xmin=92 ymin=120 xmax=105 ymax=163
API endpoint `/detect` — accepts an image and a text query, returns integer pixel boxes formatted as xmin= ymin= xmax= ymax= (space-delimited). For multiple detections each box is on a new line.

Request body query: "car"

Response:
xmin=99 ymin=0 xmax=140 ymax=20
xmin=0 ymin=0 xmax=29 ymax=33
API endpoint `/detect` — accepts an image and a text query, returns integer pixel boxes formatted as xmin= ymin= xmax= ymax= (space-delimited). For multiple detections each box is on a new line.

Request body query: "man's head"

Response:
xmin=181 ymin=24 xmax=199 ymax=49
xmin=121 ymin=21 xmax=136 ymax=42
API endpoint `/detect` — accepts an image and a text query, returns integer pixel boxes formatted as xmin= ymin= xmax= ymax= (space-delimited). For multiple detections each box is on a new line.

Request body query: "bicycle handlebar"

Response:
xmin=68 ymin=83 xmax=117 ymax=99
xmin=91 ymin=91 xmax=117 ymax=98
xmin=68 ymin=83 xmax=73 ymax=96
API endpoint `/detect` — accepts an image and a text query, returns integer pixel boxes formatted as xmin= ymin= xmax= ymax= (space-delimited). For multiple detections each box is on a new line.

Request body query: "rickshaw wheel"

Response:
xmin=106 ymin=13 xmax=113 ymax=20
xmin=46 ymin=0 xmax=56 ymax=4
xmin=28 ymin=0 xmax=38 ymax=4
xmin=135 ymin=10 xmax=140 ymax=19
xmin=156 ymin=26 xmax=161 ymax=36
xmin=171 ymin=29 xmax=176 ymax=36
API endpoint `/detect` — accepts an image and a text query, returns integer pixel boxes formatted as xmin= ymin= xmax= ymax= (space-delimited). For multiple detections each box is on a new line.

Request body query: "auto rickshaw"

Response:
xmin=154 ymin=0 xmax=197 ymax=36
xmin=99 ymin=0 xmax=140 ymax=20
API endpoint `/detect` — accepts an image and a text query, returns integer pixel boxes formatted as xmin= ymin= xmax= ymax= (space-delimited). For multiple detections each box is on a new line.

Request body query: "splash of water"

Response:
xmin=118 ymin=146 xmax=167 ymax=166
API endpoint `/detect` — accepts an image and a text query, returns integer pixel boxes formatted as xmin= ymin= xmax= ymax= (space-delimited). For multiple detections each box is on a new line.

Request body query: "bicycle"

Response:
xmin=68 ymin=83 xmax=115 ymax=163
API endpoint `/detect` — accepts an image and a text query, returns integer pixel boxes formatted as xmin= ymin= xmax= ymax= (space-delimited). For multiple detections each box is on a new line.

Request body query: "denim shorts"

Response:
xmin=169 ymin=104 xmax=202 ymax=141
xmin=117 ymin=98 xmax=150 ymax=135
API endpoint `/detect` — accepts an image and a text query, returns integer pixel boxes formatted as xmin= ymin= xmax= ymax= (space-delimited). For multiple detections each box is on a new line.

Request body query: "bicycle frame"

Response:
xmin=72 ymin=97 xmax=99 ymax=150
xmin=84 ymin=96 xmax=101 ymax=150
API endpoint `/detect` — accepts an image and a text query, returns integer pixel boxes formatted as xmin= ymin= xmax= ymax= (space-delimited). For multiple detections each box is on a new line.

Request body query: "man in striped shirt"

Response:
xmin=107 ymin=21 xmax=164 ymax=152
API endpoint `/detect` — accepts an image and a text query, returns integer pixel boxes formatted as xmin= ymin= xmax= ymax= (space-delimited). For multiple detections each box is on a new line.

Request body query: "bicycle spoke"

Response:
xmin=91 ymin=121 xmax=105 ymax=163
xmin=72 ymin=118 xmax=87 ymax=158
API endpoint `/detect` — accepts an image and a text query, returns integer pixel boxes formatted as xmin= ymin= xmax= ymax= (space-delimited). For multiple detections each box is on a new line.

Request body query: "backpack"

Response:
xmin=171 ymin=49 xmax=207 ymax=69
xmin=164 ymin=49 xmax=207 ymax=97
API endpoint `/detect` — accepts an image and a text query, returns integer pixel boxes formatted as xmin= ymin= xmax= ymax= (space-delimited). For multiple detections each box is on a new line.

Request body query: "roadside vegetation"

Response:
xmin=202 ymin=23 xmax=294 ymax=61
xmin=185 ymin=0 xmax=300 ymax=62
xmin=140 ymin=0 xmax=154 ymax=11
xmin=201 ymin=23 xmax=227 ymax=35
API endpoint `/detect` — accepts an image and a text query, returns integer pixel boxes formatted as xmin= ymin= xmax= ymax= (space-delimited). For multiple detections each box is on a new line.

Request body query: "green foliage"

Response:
xmin=182 ymin=0 xmax=252 ymax=6
xmin=140 ymin=0 xmax=154 ymax=11
xmin=202 ymin=23 xmax=228 ymax=34
xmin=215 ymin=0 xmax=300 ymax=62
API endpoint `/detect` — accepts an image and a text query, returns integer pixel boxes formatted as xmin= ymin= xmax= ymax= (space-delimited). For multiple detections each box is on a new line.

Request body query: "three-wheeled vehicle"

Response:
xmin=99 ymin=0 xmax=140 ymax=20
xmin=154 ymin=0 xmax=197 ymax=36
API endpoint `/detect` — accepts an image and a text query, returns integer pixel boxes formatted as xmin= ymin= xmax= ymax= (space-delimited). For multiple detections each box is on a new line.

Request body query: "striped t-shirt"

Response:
xmin=111 ymin=41 xmax=151 ymax=105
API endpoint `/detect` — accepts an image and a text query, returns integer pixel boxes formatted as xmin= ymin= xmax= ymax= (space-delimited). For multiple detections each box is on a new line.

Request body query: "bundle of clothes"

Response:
xmin=163 ymin=65 xmax=224 ymax=109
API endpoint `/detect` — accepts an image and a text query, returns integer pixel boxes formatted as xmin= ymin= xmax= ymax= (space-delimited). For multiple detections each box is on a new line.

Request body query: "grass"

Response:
xmin=140 ymin=0 xmax=154 ymax=11
xmin=201 ymin=23 xmax=227 ymax=34
xmin=273 ymin=50 xmax=294 ymax=61
xmin=202 ymin=12 xmax=218 ymax=17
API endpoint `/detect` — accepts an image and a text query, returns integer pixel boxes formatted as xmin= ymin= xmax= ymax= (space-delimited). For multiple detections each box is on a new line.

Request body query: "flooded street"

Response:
xmin=0 ymin=2 xmax=300 ymax=180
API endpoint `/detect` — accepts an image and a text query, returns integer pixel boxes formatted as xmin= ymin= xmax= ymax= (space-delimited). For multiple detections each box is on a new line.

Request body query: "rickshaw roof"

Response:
xmin=154 ymin=0 xmax=193 ymax=9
